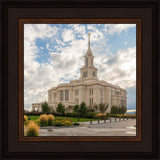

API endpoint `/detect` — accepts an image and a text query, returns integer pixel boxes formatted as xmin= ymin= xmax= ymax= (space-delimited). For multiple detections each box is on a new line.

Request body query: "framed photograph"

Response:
xmin=1 ymin=0 xmax=159 ymax=159
xmin=19 ymin=19 xmax=141 ymax=141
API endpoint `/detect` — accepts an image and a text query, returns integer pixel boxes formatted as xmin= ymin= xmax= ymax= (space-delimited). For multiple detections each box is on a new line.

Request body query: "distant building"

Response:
xmin=32 ymin=33 xmax=127 ymax=112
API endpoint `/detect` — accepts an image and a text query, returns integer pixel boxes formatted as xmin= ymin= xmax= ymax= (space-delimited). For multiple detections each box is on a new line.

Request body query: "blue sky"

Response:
xmin=24 ymin=23 xmax=136 ymax=111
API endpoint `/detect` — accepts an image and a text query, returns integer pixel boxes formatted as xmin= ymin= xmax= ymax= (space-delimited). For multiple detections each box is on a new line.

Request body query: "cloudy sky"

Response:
xmin=24 ymin=23 xmax=136 ymax=111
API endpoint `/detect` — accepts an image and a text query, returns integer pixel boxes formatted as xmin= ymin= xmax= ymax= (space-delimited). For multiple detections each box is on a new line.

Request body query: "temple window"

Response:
xmin=89 ymin=98 xmax=93 ymax=106
xmin=89 ymin=88 xmax=93 ymax=95
xmin=60 ymin=90 xmax=63 ymax=101
xmin=84 ymin=71 xmax=88 ymax=77
xmin=65 ymin=90 xmax=69 ymax=101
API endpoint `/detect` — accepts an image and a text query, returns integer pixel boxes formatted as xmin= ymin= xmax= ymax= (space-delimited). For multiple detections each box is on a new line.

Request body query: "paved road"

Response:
xmin=39 ymin=119 xmax=136 ymax=136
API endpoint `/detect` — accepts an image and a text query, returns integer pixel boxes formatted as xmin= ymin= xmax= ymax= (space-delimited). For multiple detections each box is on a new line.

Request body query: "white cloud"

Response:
xmin=61 ymin=29 xmax=75 ymax=42
xmin=95 ymin=47 xmax=136 ymax=88
xmin=103 ymin=24 xmax=136 ymax=35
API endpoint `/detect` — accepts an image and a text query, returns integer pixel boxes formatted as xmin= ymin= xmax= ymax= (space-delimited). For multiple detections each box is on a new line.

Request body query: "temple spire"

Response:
xmin=88 ymin=33 xmax=90 ymax=50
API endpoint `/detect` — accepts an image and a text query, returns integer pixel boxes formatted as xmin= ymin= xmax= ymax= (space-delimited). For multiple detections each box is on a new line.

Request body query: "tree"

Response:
xmin=56 ymin=102 xmax=65 ymax=114
xmin=42 ymin=101 xmax=50 ymax=113
xmin=66 ymin=106 xmax=73 ymax=113
xmin=110 ymin=105 xmax=119 ymax=114
xmin=79 ymin=102 xmax=87 ymax=117
xmin=73 ymin=105 xmax=79 ymax=113
xmin=121 ymin=106 xmax=127 ymax=114
xmin=110 ymin=105 xmax=127 ymax=114
xmin=99 ymin=103 xmax=108 ymax=113
xmin=93 ymin=103 xmax=99 ymax=112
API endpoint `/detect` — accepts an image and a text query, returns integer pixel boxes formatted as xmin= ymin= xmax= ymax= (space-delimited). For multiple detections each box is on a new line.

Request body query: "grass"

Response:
xmin=29 ymin=115 xmax=97 ymax=122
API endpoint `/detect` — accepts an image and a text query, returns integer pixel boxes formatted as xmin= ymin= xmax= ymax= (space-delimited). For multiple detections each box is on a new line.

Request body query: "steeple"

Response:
xmin=85 ymin=33 xmax=93 ymax=56
xmin=80 ymin=33 xmax=98 ymax=81
xmin=88 ymin=33 xmax=90 ymax=50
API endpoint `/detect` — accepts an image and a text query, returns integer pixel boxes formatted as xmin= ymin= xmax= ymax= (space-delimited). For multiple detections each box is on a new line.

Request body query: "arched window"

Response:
xmin=84 ymin=71 xmax=88 ymax=77
xmin=86 ymin=58 xmax=88 ymax=66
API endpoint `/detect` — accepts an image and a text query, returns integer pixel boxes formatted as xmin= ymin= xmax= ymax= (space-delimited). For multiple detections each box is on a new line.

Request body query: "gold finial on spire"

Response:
xmin=88 ymin=33 xmax=90 ymax=50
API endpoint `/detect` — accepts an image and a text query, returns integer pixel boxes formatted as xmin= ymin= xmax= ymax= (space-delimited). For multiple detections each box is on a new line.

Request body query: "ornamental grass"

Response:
xmin=39 ymin=114 xmax=48 ymax=126
xmin=24 ymin=115 xmax=28 ymax=121
xmin=48 ymin=114 xmax=55 ymax=126
xmin=26 ymin=121 xmax=39 ymax=137
xmin=95 ymin=113 xmax=106 ymax=119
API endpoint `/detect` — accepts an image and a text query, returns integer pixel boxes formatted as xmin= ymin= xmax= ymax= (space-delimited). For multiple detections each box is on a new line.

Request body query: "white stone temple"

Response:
xmin=32 ymin=33 xmax=127 ymax=112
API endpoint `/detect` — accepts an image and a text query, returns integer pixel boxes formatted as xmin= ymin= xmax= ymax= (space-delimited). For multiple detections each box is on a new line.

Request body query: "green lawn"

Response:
xmin=29 ymin=115 xmax=97 ymax=122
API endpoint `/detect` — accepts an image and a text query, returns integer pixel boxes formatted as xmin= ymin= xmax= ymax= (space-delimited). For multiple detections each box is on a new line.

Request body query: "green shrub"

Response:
xmin=73 ymin=105 xmax=80 ymax=113
xmin=39 ymin=114 xmax=48 ymax=126
xmin=99 ymin=103 xmax=108 ymax=113
xmin=42 ymin=101 xmax=50 ymax=113
xmin=48 ymin=114 xmax=54 ymax=126
xmin=26 ymin=122 xmax=39 ymax=137
xmin=110 ymin=105 xmax=127 ymax=114
xmin=84 ymin=112 xmax=97 ymax=118
xmin=56 ymin=103 xmax=65 ymax=115
xmin=79 ymin=102 xmax=87 ymax=117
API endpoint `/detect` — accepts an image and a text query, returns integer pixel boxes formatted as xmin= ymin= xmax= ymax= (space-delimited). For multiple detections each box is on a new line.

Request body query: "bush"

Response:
xmin=106 ymin=113 xmax=136 ymax=118
xmin=53 ymin=118 xmax=73 ymax=127
xmin=64 ymin=120 xmax=72 ymax=126
xmin=53 ymin=120 xmax=64 ymax=126
xmin=93 ymin=104 xmax=99 ymax=112
xmin=65 ymin=106 xmax=73 ymax=113
xmin=24 ymin=120 xmax=30 ymax=126
xmin=35 ymin=119 xmax=41 ymax=126
xmin=87 ymin=106 xmax=95 ymax=112
xmin=26 ymin=122 xmax=39 ymax=137
xmin=95 ymin=113 xmax=106 ymax=119
xmin=56 ymin=103 xmax=65 ymax=115
xmin=110 ymin=105 xmax=127 ymax=114
xmin=99 ymin=103 xmax=108 ymax=113
xmin=79 ymin=102 xmax=87 ymax=117
xmin=24 ymin=115 xmax=28 ymax=121
xmin=42 ymin=101 xmax=50 ymax=113
xmin=26 ymin=111 xmax=45 ymax=116
xmin=121 ymin=106 xmax=127 ymax=114
xmin=84 ymin=112 xmax=97 ymax=118
xmin=73 ymin=105 xmax=80 ymax=113
xmin=106 ymin=113 xmax=117 ymax=117
xmin=39 ymin=114 xmax=48 ymax=126
xmin=48 ymin=114 xmax=55 ymax=126
xmin=52 ymin=112 xmax=63 ymax=116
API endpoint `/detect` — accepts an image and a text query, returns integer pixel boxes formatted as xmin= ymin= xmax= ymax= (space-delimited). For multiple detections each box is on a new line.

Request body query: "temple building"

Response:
xmin=32 ymin=33 xmax=127 ymax=112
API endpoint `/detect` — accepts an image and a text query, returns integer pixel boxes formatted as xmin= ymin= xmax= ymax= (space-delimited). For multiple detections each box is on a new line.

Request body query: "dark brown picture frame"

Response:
xmin=1 ymin=0 xmax=160 ymax=159
xmin=19 ymin=19 xmax=141 ymax=142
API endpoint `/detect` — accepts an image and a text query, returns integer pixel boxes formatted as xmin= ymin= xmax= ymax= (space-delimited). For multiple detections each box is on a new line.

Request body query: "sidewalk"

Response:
xmin=39 ymin=119 xmax=136 ymax=136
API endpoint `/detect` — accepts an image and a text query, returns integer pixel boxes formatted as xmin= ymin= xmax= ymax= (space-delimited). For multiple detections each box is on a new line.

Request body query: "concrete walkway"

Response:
xmin=39 ymin=118 xmax=136 ymax=136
